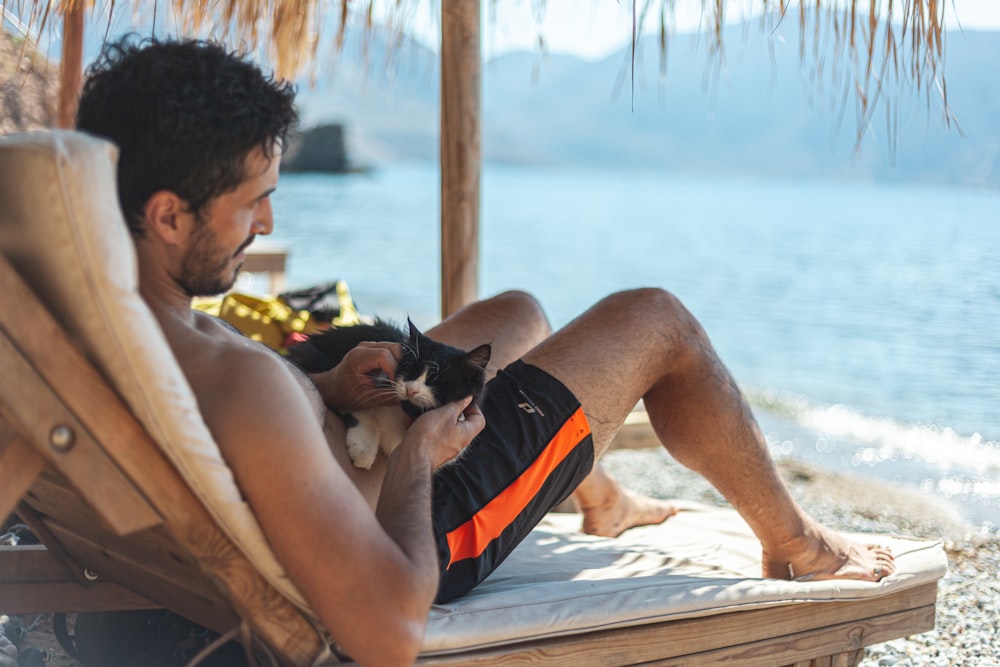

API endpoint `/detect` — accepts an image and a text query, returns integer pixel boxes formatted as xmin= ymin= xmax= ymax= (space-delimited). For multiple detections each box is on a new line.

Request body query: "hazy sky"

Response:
xmin=12 ymin=0 xmax=997 ymax=63
xmin=399 ymin=0 xmax=1000 ymax=59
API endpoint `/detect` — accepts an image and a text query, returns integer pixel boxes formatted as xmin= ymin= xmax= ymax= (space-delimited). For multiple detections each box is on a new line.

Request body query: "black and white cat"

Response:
xmin=286 ymin=318 xmax=491 ymax=469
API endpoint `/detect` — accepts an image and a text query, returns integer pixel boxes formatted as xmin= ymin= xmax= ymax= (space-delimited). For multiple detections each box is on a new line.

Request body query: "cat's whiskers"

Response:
xmin=351 ymin=384 xmax=397 ymax=404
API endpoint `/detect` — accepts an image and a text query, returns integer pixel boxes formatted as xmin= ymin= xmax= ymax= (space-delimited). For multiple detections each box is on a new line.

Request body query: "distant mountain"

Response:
xmin=53 ymin=10 xmax=997 ymax=187
xmin=295 ymin=23 xmax=999 ymax=187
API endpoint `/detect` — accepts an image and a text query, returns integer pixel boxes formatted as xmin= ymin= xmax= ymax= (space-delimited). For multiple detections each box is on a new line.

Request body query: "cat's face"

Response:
xmin=393 ymin=320 xmax=491 ymax=417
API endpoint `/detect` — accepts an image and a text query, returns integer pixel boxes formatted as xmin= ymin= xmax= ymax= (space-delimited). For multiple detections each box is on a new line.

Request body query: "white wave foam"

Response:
xmin=749 ymin=389 xmax=1000 ymax=474
xmin=932 ymin=477 xmax=1000 ymax=502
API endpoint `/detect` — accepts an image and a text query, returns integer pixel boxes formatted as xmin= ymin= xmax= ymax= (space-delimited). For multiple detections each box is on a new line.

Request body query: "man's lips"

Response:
xmin=235 ymin=236 xmax=255 ymax=258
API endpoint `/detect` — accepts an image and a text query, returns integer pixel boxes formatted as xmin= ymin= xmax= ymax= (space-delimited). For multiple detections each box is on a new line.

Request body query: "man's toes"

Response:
xmin=871 ymin=556 xmax=895 ymax=580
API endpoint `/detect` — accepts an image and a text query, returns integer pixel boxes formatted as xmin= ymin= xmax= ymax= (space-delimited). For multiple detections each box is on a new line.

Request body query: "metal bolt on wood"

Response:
xmin=49 ymin=424 xmax=75 ymax=452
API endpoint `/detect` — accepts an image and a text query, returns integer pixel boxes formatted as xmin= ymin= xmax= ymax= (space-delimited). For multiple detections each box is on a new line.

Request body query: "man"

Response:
xmin=77 ymin=37 xmax=893 ymax=666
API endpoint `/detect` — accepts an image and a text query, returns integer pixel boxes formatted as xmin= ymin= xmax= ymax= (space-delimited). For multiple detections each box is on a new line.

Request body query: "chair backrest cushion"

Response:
xmin=0 ymin=130 xmax=310 ymax=612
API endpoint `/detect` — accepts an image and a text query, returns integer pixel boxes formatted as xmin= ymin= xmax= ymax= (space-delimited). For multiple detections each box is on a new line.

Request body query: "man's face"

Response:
xmin=175 ymin=146 xmax=281 ymax=297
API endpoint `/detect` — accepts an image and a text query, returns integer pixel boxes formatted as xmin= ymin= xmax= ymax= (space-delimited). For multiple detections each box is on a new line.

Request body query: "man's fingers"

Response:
xmin=351 ymin=342 xmax=401 ymax=378
xmin=454 ymin=398 xmax=485 ymax=434
xmin=356 ymin=341 xmax=403 ymax=360
xmin=446 ymin=395 xmax=473 ymax=418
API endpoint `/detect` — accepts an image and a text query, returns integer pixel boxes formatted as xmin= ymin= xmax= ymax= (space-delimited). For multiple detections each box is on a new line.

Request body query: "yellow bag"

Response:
xmin=193 ymin=280 xmax=361 ymax=353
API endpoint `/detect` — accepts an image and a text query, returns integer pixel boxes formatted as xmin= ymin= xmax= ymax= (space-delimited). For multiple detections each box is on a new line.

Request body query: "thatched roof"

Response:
xmin=2 ymin=0 xmax=953 ymax=135
xmin=5 ymin=1 xmax=948 ymax=84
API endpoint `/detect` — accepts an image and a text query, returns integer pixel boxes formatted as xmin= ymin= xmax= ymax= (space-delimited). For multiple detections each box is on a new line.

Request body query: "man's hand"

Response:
xmin=310 ymin=341 xmax=402 ymax=412
xmin=403 ymin=396 xmax=485 ymax=469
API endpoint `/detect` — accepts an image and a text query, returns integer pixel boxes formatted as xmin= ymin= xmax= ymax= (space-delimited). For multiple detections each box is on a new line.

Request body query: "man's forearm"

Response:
xmin=375 ymin=441 xmax=441 ymax=609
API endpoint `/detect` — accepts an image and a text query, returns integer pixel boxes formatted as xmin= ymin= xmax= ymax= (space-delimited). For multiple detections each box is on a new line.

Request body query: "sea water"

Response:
xmin=264 ymin=163 xmax=1000 ymax=529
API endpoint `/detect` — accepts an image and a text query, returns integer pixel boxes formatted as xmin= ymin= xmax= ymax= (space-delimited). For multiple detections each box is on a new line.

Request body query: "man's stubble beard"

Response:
xmin=176 ymin=223 xmax=244 ymax=298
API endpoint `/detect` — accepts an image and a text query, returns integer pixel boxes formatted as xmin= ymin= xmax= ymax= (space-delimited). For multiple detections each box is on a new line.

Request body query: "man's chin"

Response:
xmin=182 ymin=274 xmax=239 ymax=299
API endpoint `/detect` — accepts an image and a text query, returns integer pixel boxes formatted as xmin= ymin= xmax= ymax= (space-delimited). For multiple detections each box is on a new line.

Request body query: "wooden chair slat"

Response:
xmin=0 ymin=331 xmax=161 ymax=534
xmin=407 ymin=583 xmax=938 ymax=666
xmin=0 ymin=253 xmax=326 ymax=664
xmin=0 ymin=546 xmax=157 ymax=613
xmin=0 ymin=417 xmax=45 ymax=523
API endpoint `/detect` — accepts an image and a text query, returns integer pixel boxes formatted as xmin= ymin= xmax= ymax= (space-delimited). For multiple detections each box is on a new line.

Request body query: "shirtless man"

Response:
xmin=76 ymin=37 xmax=894 ymax=666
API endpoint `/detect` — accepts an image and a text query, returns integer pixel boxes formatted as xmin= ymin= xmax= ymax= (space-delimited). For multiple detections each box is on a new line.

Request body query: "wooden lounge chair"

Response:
xmin=0 ymin=130 xmax=946 ymax=666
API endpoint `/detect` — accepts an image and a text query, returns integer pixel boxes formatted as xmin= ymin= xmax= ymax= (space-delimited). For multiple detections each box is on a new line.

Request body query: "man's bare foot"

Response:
xmin=577 ymin=487 xmax=679 ymax=538
xmin=761 ymin=520 xmax=895 ymax=582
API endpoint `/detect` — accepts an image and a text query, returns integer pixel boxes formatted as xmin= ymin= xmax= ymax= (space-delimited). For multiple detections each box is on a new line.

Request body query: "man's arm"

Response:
xmin=193 ymin=344 xmax=481 ymax=666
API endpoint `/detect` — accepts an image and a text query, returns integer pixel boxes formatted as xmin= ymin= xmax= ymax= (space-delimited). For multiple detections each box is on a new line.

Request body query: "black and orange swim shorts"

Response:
xmin=432 ymin=360 xmax=595 ymax=602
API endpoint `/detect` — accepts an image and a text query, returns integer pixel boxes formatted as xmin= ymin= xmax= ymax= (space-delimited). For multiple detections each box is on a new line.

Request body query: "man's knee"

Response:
xmin=485 ymin=290 xmax=551 ymax=337
xmin=605 ymin=287 xmax=694 ymax=323
xmin=603 ymin=288 xmax=709 ymax=351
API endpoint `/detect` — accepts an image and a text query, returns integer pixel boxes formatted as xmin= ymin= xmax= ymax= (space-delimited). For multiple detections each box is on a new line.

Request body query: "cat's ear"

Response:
xmin=406 ymin=317 xmax=422 ymax=343
xmin=465 ymin=344 xmax=492 ymax=370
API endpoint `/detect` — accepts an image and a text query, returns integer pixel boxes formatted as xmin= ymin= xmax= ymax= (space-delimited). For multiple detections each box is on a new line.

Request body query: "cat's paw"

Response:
xmin=346 ymin=430 xmax=379 ymax=470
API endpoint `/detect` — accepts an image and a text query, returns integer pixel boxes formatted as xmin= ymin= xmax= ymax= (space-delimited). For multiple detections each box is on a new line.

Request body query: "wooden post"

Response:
xmin=57 ymin=2 xmax=85 ymax=129
xmin=439 ymin=0 xmax=481 ymax=318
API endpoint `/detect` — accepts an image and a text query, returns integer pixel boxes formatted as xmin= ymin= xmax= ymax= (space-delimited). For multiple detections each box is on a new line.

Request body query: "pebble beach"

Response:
xmin=599 ymin=449 xmax=1000 ymax=667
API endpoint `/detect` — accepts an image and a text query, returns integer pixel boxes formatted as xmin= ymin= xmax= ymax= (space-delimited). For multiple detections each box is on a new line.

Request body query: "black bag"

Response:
xmin=278 ymin=279 xmax=360 ymax=325
xmin=55 ymin=611 xmax=251 ymax=667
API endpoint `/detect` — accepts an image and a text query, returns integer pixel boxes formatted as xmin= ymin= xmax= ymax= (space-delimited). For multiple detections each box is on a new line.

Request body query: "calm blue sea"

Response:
xmin=262 ymin=163 xmax=1000 ymax=529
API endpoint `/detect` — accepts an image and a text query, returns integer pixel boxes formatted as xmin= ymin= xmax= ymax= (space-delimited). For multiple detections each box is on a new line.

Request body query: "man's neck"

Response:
xmin=138 ymin=269 xmax=197 ymax=331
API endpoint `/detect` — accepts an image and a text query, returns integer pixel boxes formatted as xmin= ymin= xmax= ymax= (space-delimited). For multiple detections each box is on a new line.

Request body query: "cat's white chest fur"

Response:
xmin=345 ymin=406 xmax=408 ymax=470
xmin=345 ymin=370 xmax=437 ymax=470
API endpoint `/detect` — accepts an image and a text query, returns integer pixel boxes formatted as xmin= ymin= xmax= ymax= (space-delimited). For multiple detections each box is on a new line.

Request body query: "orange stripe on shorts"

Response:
xmin=445 ymin=406 xmax=591 ymax=566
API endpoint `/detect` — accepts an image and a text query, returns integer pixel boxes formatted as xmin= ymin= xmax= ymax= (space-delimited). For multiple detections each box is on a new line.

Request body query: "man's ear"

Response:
xmin=142 ymin=190 xmax=190 ymax=244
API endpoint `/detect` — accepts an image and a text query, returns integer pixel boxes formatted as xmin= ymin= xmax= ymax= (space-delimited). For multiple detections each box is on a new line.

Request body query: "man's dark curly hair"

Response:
xmin=76 ymin=36 xmax=299 ymax=236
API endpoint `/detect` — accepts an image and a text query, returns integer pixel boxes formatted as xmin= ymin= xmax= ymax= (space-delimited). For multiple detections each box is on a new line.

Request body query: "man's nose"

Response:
xmin=255 ymin=198 xmax=274 ymax=235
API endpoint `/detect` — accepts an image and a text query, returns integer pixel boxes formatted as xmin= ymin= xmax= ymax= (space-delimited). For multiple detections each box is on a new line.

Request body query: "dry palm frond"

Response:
xmin=622 ymin=1 xmax=954 ymax=145
xmin=4 ymin=0 xmax=952 ymax=136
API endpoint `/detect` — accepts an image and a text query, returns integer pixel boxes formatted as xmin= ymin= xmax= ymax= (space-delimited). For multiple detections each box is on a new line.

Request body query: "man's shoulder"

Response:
xmin=179 ymin=311 xmax=292 ymax=391
xmin=190 ymin=308 xmax=247 ymax=340
xmin=193 ymin=308 xmax=243 ymax=335
xmin=173 ymin=315 xmax=329 ymax=467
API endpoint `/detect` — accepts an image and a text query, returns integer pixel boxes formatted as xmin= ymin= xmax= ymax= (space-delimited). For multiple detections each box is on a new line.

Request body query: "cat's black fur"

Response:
xmin=286 ymin=318 xmax=492 ymax=418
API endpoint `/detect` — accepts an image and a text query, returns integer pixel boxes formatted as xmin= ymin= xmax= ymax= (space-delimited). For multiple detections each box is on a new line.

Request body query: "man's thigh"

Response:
xmin=520 ymin=288 xmax=693 ymax=452
xmin=426 ymin=291 xmax=551 ymax=379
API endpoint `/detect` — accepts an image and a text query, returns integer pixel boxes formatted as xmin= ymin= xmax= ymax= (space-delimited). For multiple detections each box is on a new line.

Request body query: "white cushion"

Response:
xmin=423 ymin=504 xmax=946 ymax=655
